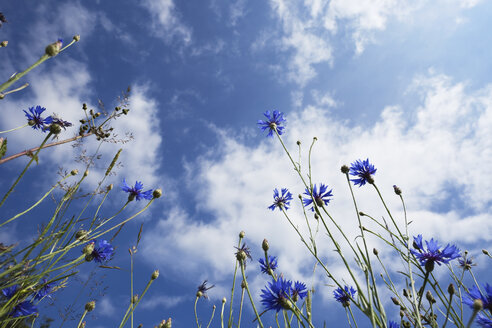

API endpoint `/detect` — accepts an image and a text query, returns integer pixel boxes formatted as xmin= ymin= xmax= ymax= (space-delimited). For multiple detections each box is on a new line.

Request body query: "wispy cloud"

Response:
xmin=140 ymin=0 xmax=192 ymax=45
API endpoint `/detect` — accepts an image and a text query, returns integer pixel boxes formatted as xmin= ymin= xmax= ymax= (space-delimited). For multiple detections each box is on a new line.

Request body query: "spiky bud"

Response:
xmin=45 ymin=39 xmax=63 ymax=57
xmin=153 ymin=189 xmax=162 ymax=198
xmin=82 ymin=242 xmax=95 ymax=256
xmin=341 ymin=165 xmax=350 ymax=174
xmin=262 ymin=239 xmax=269 ymax=251
xmin=151 ymin=270 xmax=159 ymax=280
xmin=163 ymin=318 xmax=172 ymax=328
xmin=236 ymin=250 xmax=247 ymax=262
xmin=73 ymin=35 xmax=80 ymax=42
xmin=393 ymin=185 xmax=402 ymax=195
xmin=71 ymin=169 xmax=78 ymax=176
xmin=49 ymin=123 xmax=62 ymax=135
xmin=75 ymin=230 xmax=88 ymax=241
xmin=448 ymin=283 xmax=455 ymax=296
xmin=85 ymin=301 xmax=96 ymax=312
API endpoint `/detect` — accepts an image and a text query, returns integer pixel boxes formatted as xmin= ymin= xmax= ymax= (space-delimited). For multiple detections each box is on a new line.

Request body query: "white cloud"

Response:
xmin=98 ymin=297 xmax=116 ymax=317
xmin=140 ymin=295 xmax=185 ymax=309
xmin=140 ymin=0 xmax=192 ymax=45
xmin=141 ymin=72 xmax=492 ymax=303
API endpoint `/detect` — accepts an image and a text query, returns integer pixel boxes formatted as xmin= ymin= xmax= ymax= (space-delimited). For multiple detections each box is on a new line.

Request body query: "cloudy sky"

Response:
xmin=1 ymin=0 xmax=491 ymax=327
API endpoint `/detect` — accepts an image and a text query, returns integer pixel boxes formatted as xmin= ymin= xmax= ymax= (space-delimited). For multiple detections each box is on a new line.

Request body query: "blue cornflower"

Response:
xmin=1 ymin=285 xmax=38 ymax=318
xmin=303 ymin=183 xmax=333 ymax=211
xmin=33 ymin=279 xmax=54 ymax=300
xmin=10 ymin=301 xmax=38 ymax=318
xmin=51 ymin=116 xmax=73 ymax=130
xmin=235 ymin=243 xmax=253 ymax=264
xmin=410 ymin=235 xmax=460 ymax=271
xmin=258 ymin=110 xmax=286 ymax=137
xmin=349 ymin=158 xmax=377 ymax=187
xmin=477 ymin=314 xmax=492 ymax=328
xmin=458 ymin=256 xmax=476 ymax=271
xmin=196 ymin=280 xmax=215 ymax=299
xmin=260 ymin=277 xmax=293 ymax=312
xmin=91 ymin=239 xmax=114 ymax=263
xmin=23 ymin=105 xmax=53 ymax=131
xmin=463 ymin=283 xmax=492 ymax=313
xmin=258 ymin=256 xmax=278 ymax=274
xmin=292 ymin=281 xmax=308 ymax=302
xmin=333 ymin=285 xmax=357 ymax=307
xmin=268 ymin=188 xmax=293 ymax=211
xmin=121 ymin=179 xmax=153 ymax=201
xmin=388 ymin=321 xmax=400 ymax=328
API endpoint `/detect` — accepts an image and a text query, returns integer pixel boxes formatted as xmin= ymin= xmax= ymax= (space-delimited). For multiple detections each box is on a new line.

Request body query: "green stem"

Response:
xmin=228 ymin=235 xmax=243 ymax=328
xmin=0 ymin=132 xmax=52 ymax=208
xmin=194 ymin=296 xmax=201 ymax=328
xmin=76 ymin=310 xmax=88 ymax=328
xmin=207 ymin=305 xmax=216 ymax=328
xmin=0 ymin=123 xmax=28 ymax=134
xmin=240 ymin=262 xmax=264 ymax=328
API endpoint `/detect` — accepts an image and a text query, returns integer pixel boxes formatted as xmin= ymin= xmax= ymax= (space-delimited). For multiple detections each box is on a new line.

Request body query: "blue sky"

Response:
xmin=1 ymin=0 xmax=492 ymax=327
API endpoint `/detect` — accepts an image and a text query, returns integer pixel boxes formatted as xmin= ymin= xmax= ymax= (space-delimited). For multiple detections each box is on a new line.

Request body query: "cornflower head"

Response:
xmin=458 ymin=255 xmax=476 ymax=271
xmin=235 ymin=243 xmax=252 ymax=264
xmin=349 ymin=158 xmax=376 ymax=187
xmin=477 ymin=314 xmax=492 ymax=327
xmin=410 ymin=235 xmax=460 ymax=272
xmin=89 ymin=239 xmax=114 ymax=263
xmin=388 ymin=321 xmax=400 ymax=328
xmin=258 ymin=255 xmax=278 ymax=274
xmin=51 ymin=116 xmax=73 ymax=130
xmin=1 ymin=285 xmax=38 ymax=318
xmin=33 ymin=279 xmax=55 ymax=300
xmin=463 ymin=283 xmax=492 ymax=313
xmin=196 ymin=280 xmax=215 ymax=299
xmin=303 ymin=183 xmax=333 ymax=211
xmin=258 ymin=110 xmax=286 ymax=137
xmin=260 ymin=276 xmax=293 ymax=312
xmin=23 ymin=105 xmax=53 ymax=131
xmin=333 ymin=285 xmax=357 ymax=307
xmin=268 ymin=188 xmax=293 ymax=211
xmin=121 ymin=179 xmax=153 ymax=201
xmin=291 ymin=281 xmax=308 ymax=302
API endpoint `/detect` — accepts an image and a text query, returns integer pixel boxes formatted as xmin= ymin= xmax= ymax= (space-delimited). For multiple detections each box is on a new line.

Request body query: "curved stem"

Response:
xmin=0 ymin=123 xmax=28 ymax=134
xmin=240 ymin=262 xmax=264 ymax=328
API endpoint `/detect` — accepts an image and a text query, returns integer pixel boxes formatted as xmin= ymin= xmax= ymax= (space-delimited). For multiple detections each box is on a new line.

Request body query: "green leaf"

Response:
xmin=0 ymin=138 xmax=6 ymax=160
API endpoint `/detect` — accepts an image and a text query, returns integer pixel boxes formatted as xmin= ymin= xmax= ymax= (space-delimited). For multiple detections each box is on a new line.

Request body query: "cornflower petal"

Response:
xmin=303 ymin=183 xmax=333 ymax=211
xmin=349 ymin=158 xmax=376 ymax=187
xmin=333 ymin=286 xmax=357 ymax=307
xmin=257 ymin=110 xmax=286 ymax=137
xmin=121 ymin=179 xmax=153 ymax=201
xmin=268 ymin=188 xmax=293 ymax=211
xmin=258 ymin=256 xmax=278 ymax=274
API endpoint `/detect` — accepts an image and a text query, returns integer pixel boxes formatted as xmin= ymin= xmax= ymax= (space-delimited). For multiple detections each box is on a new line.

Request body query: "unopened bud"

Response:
xmin=403 ymin=289 xmax=409 ymax=298
xmin=163 ymin=318 xmax=172 ymax=328
xmin=483 ymin=249 xmax=490 ymax=255
xmin=151 ymin=270 xmax=159 ymax=280
xmin=75 ymin=230 xmax=88 ymax=241
xmin=425 ymin=260 xmax=435 ymax=273
xmin=341 ymin=165 xmax=350 ymax=174
xmin=236 ymin=250 xmax=247 ymax=262
xmin=45 ymin=39 xmax=63 ymax=57
xmin=426 ymin=291 xmax=435 ymax=304
xmin=373 ymin=248 xmax=379 ymax=256
xmin=73 ymin=35 xmax=80 ymax=42
xmin=153 ymin=189 xmax=162 ymax=198
xmin=241 ymin=280 xmax=247 ymax=289
xmin=391 ymin=297 xmax=400 ymax=306
xmin=222 ymin=297 xmax=226 ymax=303
xmin=196 ymin=291 xmax=203 ymax=298
xmin=393 ymin=185 xmax=402 ymax=195
xmin=473 ymin=299 xmax=483 ymax=311
xmin=82 ymin=242 xmax=95 ymax=256
xmin=122 ymin=109 xmax=129 ymax=115
xmin=50 ymin=124 xmax=62 ymax=135
xmin=262 ymin=239 xmax=269 ymax=251
xmin=71 ymin=169 xmax=78 ymax=176
xmin=84 ymin=170 xmax=89 ymax=177
xmin=296 ymin=140 xmax=301 ymax=145
xmin=85 ymin=301 xmax=96 ymax=312
xmin=313 ymin=137 xmax=317 ymax=141
xmin=448 ymin=283 xmax=455 ymax=296
xmin=239 ymin=231 xmax=245 ymax=238
xmin=132 ymin=295 xmax=138 ymax=304
xmin=359 ymin=211 xmax=366 ymax=216
xmin=107 ymin=184 xmax=113 ymax=191
xmin=0 ymin=41 xmax=7 ymax=47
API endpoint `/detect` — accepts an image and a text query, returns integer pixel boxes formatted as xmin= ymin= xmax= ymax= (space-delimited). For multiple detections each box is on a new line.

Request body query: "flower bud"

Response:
xmin=71 ymin=169 xmax=78 ymax=176
xmin=296 ymin=140 xmax=301 ymax=145
xmin=448 ymin=283 xmax=455 ymax=296
xmin=132 ymin=295 xmax=138 ymax=304
xmin=236 ymin=250 xmax=247 ymax=262
xmin=425 ymin=291 xmax=435 ymax=304
xmin=196 ymin=291 xmax=203 ymax=298
xmin=239 ymin=231 xmax=245 ymax=238
xmin=262 ymin=239 xmax=269 ymax=251
xmin=391 ymin=297 xmax=400 ymax=306
xmin=75 ymin=230 xmax=88 ymax=241
xmin=45 ymin=39 xmax=63 ymax=57
xmin=153 ymin=189 xmax=162 ymax=198
xmin=107 ymin=184 xmax=113 ymax=191
xmin=483 ymin=249 xmax=490 ymax=255
xmin=85 ymin=301 xmax=96 ymax=312
xmin=425 ymin=260 xmax=435 ymax=273
xmin=84 ymin=170 xmax=89 ymax=177
xmin=73 ymin=35 xmax=80 ymax=42
xmin=359 ymin=211 xmax=366 ymax=216
xmin=373 ymin=248 xmax=379 ymax=256
xmin=164 ymin=318 xmax=172 ymax=328
xmin=313 ymin=137 xmax=317 ymax=141
xmin=151 ymin=270 xmax=159 ymax=280
xmin=222 ymin=297 xmax=226 ymax=303
xmin=0 ymin=41 xmax=7 ymax=47
xmin=473 ymin=299 xmax=483 ymax=311
xmin=341 ymin=165 xmax=349 ymax=173
xmin=82 ymin=242 xmax=95 ymax=255
xmin=50 ymin=123 xmax=62 ymax=135
xmin=403 ymin=289 xmax=409 ymax=298
xmin=393 ymin=185 xmax=402 ymax=195
xmin=241 ymin=280 xmax=247 ymax=289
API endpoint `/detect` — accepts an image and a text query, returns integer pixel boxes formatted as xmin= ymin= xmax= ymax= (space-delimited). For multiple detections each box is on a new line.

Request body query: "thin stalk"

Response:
xmin=240 ymin=262 xmax=264 ymax=328
xmin=0 ymin=123 xmax=28 ymax=134
xmin=348 ymin=306 xmax=359 ymax=328
xmin=194 ymin=296 xmax=201 ymax=328
xmin=228 ymin=235 xmax=243 ymax=328
xmin=207 ymin=305 xmax=216 ymax=328
xmin=0 ymin=132 xmax=52 ymax=208
xmin=237 ymin=288 xmax=245 ymax=328
xmin=220 ymin=301 xmax=226 ymax=328
xmin=76 ymin=309 xmax=88 ymax=328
